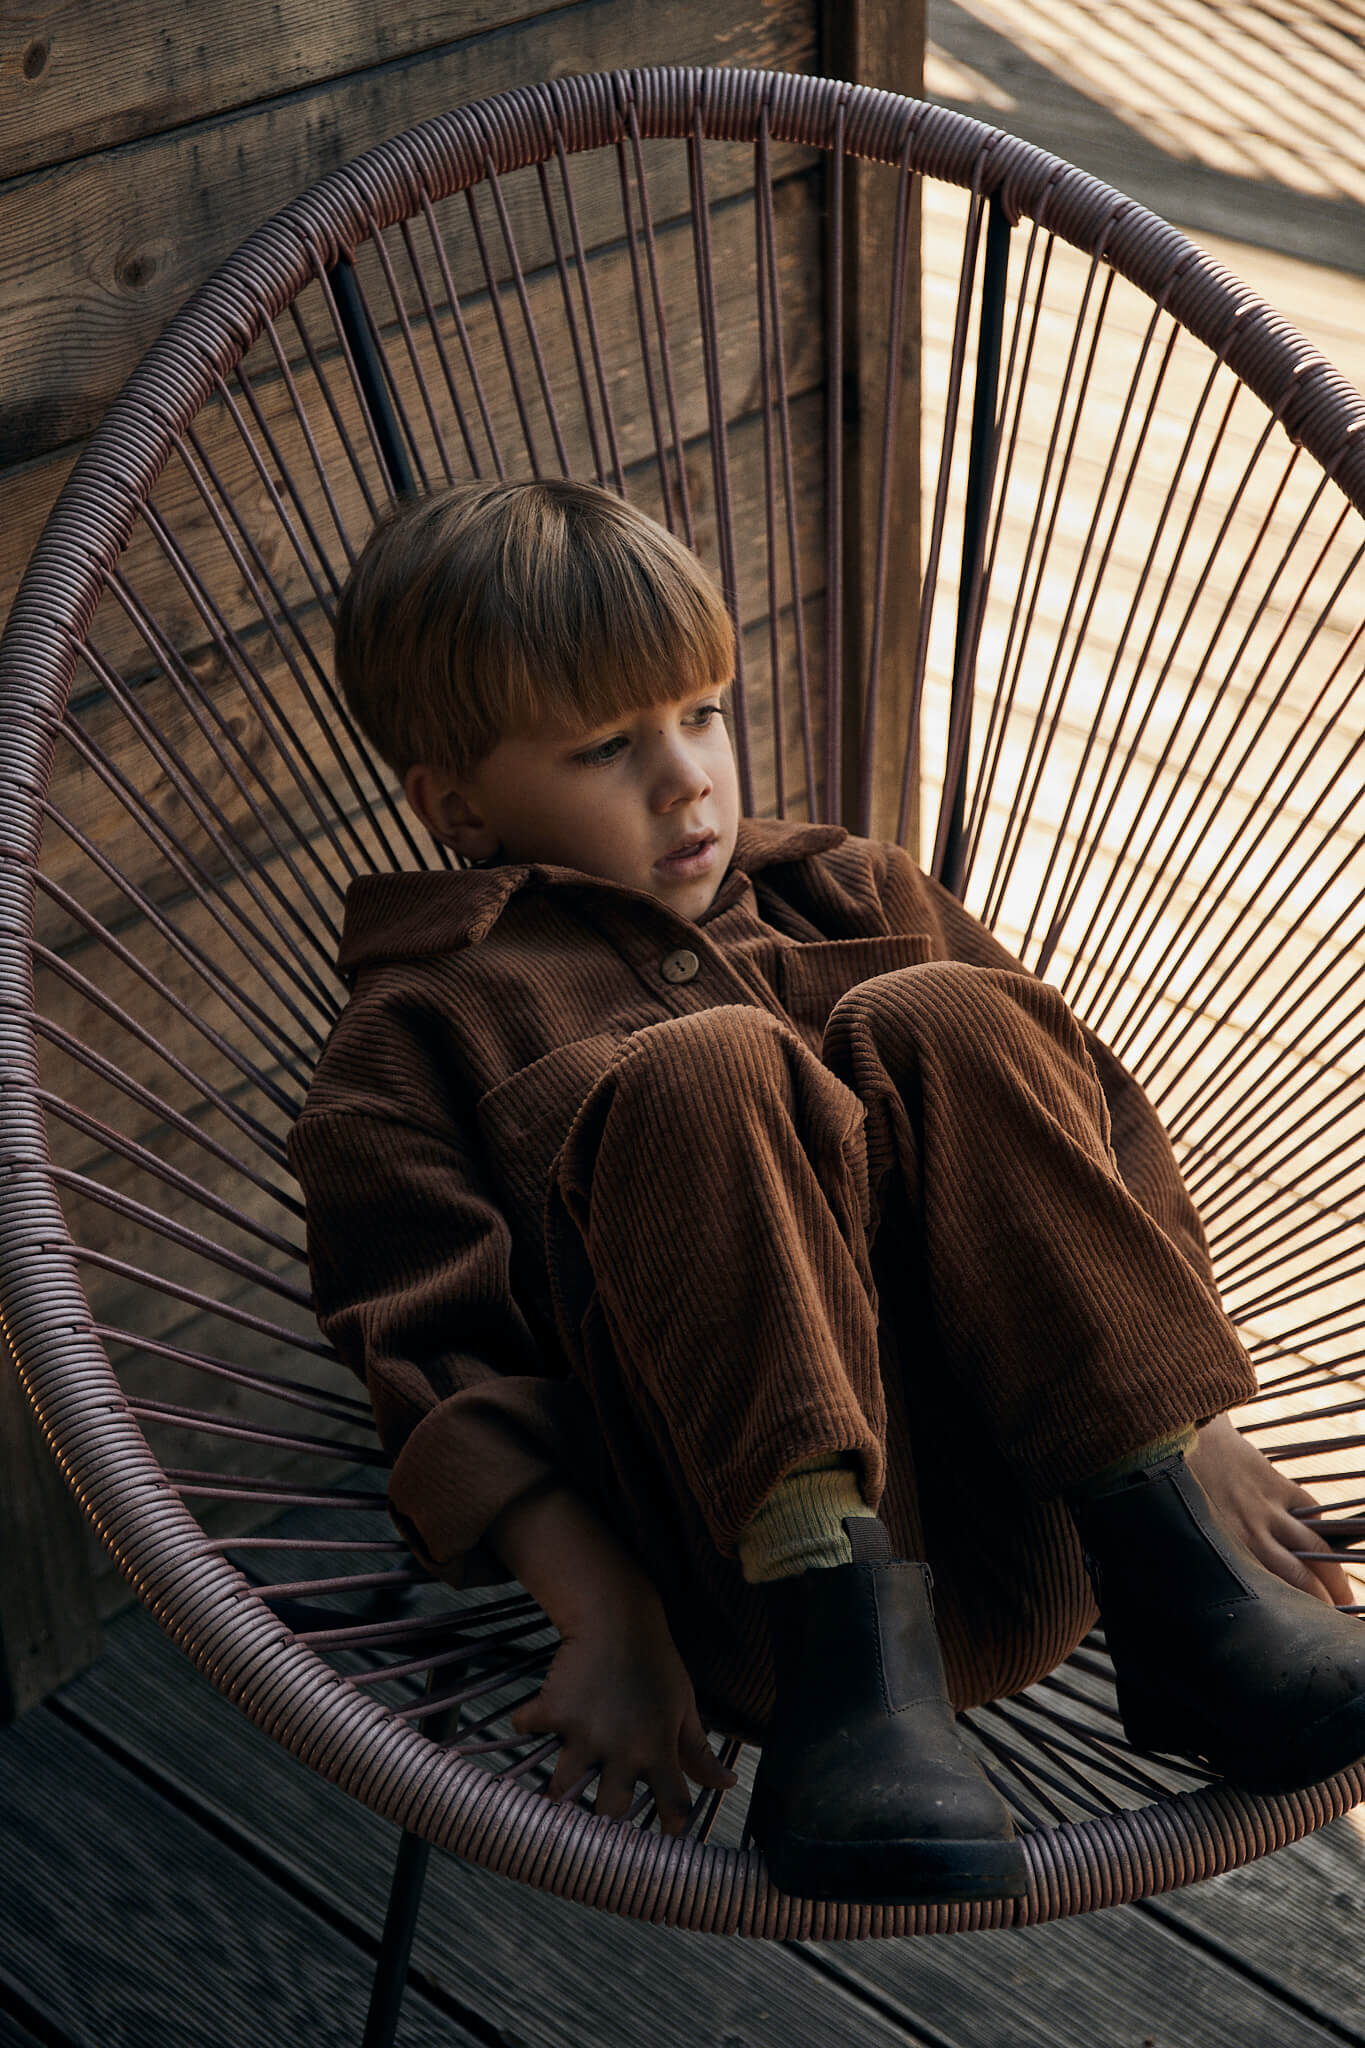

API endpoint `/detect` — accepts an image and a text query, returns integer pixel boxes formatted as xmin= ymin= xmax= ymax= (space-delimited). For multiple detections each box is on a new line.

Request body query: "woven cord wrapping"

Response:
xmin=1 ymin=67 xmax=1363 ymax=1934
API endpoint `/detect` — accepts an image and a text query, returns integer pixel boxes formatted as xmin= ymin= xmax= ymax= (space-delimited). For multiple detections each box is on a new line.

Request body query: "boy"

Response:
xmin=289 ymin=478 xmax=1365 ymax=1907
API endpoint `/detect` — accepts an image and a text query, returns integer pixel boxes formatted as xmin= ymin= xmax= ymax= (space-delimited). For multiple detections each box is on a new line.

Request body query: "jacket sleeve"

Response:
xmin=288 ymin=1055 xmax=590 ymax=1581
xmin=876 ymin=841 xmax=1218 ymax=1284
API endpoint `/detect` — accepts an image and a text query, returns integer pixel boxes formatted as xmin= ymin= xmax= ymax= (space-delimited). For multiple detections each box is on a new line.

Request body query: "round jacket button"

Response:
xmin=660 ymin=948 xmax=700 ymax=984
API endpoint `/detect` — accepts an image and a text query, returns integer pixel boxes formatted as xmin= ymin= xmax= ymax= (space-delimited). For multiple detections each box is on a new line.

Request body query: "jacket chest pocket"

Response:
xmin=476 ymin=1031 xmax=625 ymax=1232
xmin=777 ymin=933 xmax=937 ymax=1041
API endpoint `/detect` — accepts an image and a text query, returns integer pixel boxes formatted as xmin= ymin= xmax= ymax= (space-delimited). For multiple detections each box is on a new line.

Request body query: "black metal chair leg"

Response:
xmin=362 ymin=1824 xmax=434 ymax=2048
xmin=363 ymin=1674 xmax=453 ymax=2048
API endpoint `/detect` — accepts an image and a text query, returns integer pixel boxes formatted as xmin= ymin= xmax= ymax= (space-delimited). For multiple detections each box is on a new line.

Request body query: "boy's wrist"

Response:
xmin=487 ymin=1481 xmax=662 ymax=1635
xmin=555 ymin=1571 xmax=663 ymax=1647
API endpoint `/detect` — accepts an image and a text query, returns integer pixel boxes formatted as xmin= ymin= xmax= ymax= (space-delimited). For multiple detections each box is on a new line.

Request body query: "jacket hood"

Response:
xmin=336 ymin=817 xmax=848 ymax=974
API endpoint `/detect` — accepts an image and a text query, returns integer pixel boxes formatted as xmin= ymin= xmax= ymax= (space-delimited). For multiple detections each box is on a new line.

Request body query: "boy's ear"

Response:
xmin=403 ymin=763 xmax=500 ymax=861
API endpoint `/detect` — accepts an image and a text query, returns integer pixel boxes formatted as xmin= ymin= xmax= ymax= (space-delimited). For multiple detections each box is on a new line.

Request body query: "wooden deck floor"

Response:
xmin=2 ymin=1589 xmax=1364 ymax=2048
xmin=926 ymin=0 xmax=1365 ymax=311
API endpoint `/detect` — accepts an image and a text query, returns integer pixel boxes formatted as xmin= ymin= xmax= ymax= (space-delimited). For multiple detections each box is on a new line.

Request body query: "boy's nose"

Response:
xmin=652 ymin=744 xmax=710 ymax=807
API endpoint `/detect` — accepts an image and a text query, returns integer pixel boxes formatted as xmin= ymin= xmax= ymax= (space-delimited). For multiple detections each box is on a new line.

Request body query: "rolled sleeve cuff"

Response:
xmin=386 ymin=1377 xmax=593 ymax=1579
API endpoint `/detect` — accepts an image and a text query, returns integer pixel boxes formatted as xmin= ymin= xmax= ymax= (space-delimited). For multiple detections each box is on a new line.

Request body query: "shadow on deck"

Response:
xmin=2 ymin=1587 xmax=1364 ymax=2048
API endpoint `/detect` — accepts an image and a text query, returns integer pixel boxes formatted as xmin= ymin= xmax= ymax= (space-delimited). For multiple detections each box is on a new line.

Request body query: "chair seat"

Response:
xmin=1 ymin=65 xmax=1363 ymax=1937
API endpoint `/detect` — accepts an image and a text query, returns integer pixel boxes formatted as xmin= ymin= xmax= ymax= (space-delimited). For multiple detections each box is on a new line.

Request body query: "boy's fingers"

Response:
xmin=680 ymin=1721 xmax=737 ymax=1789
xmin=1288 ymin=1525 xmax=1353 ymax=1606
xmin=1303 ymin=1555 xmax=1353 ymax=1606
xmin=546 ymin=1746 xmax=594 ymax=1803
xmin=1280 ymin=1549 xmax=1337 ymax=1603
xmin=650 ymin=1764 xmax=696 ymax=1837
xmin=1258 ymin=1513 xmax=1349 ymax=1605
xmin=593 ymin=1764 xmax=639 ymax=1822
xmin=511 ymin=1694 xmax=552 ymax=1738
xmin=1282 ymin=1488 xmax=1353 ymax=1603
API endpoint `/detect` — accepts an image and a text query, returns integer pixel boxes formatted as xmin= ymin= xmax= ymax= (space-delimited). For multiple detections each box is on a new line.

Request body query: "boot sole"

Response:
xmin=748 ymin=1783 xmax=1028 ymax=1905
xmin=758 ymin=1827 xmax=1028 ymax=1906
xmin=1120 ymin=1678 xmax=1365 ymax=1795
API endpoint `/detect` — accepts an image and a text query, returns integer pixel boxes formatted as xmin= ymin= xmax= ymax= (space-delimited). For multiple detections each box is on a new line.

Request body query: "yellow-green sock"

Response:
xmin=737 ymin=1454 xmax=878 ymax=1584
xmin=1069 ymin=1425 xmax=1198 ymax=1498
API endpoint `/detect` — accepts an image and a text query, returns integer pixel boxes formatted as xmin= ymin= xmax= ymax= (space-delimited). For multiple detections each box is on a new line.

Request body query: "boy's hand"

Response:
xmin=512 ymin=1598 xmax=736 ymax=1835
xmin=1189 ymin=1412 xmax=1352 ymax=1606
xmin=482 ymin=1481 xmax=736 ymax=1836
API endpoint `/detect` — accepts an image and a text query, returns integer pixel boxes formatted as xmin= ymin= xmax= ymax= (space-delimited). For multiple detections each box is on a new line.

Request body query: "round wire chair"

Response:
xmin=3 ymin=65 xmax=1365 ymax=1953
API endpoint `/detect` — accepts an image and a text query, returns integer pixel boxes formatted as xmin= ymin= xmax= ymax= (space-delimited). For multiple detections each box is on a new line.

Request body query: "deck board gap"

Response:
xmin=785 ymin=1942 xmax=951 ymax=2048
xmin=43 ymin=1691 xmax=389 ymax=1946
xmin=41 ymin=1689 xmax=521 ymax=2048
xmin=1135 ymin=1894 xmax=1365 ymax=2047
xmin=0 ymin=1965 xmax=93 ymax=2048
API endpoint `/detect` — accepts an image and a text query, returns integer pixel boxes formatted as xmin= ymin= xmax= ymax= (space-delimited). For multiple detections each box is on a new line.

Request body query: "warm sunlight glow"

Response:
xmin=933 ymin=0 xmax=1365 ymax=208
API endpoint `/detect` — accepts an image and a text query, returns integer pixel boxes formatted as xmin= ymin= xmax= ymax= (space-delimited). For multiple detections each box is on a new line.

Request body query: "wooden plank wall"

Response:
xmin=0 ymin=1 xmax=924 ymax=1713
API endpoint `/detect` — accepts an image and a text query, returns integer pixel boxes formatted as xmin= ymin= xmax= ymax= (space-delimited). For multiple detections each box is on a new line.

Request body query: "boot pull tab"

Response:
xmin=843 ymin=1514 xmax=893 ymax=1565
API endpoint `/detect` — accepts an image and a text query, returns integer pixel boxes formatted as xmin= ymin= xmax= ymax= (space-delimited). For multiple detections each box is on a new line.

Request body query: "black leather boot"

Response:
xmin=1070 ymin=1452 xmax=1365 ymax=1792
xmin=747 ymin=1518 xmax=1026 ymax=1904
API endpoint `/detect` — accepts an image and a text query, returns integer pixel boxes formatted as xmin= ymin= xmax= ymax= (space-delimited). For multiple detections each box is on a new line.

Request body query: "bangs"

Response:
xmin=335 ymin=479 xmax=736 ymax=777
xmin=449 ymin=484 xmax=736 ymax=759
xmin=495 ymin=572 xmax=735 ymax=739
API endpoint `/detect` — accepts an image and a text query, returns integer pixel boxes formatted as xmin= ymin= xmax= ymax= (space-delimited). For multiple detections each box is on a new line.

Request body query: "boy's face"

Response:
xmin=409 ymin=685 xmax=740 ymax=922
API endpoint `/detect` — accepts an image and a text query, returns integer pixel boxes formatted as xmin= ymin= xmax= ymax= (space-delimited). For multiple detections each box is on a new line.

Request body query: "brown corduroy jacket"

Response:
xmin=288 ymin=817 xmax=1214 ymax=1581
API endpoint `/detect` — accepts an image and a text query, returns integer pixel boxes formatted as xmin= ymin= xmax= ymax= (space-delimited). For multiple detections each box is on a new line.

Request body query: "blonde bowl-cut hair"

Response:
xmin=334 ymin=479 xmax=737 ymax=780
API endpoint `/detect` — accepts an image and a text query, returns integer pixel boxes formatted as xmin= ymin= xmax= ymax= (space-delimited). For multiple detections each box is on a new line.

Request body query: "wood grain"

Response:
xmin=822 ymin=0 xmax=925 ymax=842
xmin=0 ymin=0 xmax=552 ymax=177
xmin=56 ymin=1595 xmax=1365 ymax=2048
xmin=0 ymin=1694 xmax=483 ymax=2047
xmin=0 ymin=1357 xmax=100 ymax=1722
xmin=813 ymin=1894 xmax=1355 ymax=2048
xmin=0 ymin=0 xmax=817 ymax=465
xmin=927 ymin=0 xmax=1365 ymax=284
xmin=7 ymin=167 xmax=825 ymax=691
xmin=60 ymin=1603 xmax=937 ymax=2048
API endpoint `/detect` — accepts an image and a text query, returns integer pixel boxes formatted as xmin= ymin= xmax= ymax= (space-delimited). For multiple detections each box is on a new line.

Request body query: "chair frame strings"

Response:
xmin=3 ymin=67 xmax=1365 ymax=1937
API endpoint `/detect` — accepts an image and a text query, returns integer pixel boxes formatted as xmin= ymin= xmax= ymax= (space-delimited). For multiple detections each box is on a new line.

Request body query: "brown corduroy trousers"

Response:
xmin=547 ymin=962 xmax=1256 ymax=1728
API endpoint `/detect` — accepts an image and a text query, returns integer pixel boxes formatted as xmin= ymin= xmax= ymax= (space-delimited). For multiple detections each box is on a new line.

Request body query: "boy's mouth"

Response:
xmin=655 ymin=830 xmax=718 ymax=876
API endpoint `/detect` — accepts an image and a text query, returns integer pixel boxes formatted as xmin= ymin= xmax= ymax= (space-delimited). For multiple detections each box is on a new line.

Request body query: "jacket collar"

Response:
xmin=336 ymin=816 xmax=847 ymax=974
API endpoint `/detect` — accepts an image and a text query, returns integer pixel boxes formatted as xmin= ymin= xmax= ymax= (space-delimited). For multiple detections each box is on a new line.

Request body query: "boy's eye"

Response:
xmin=575 ymin=734 xmax=628 ymax=766
xmin=573 ymin=701 xmax=727 ymax=764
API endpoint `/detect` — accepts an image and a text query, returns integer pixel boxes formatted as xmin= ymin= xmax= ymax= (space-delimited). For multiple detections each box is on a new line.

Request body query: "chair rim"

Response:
xmin=3 ymin=63 xmax=1364 ymax=1938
